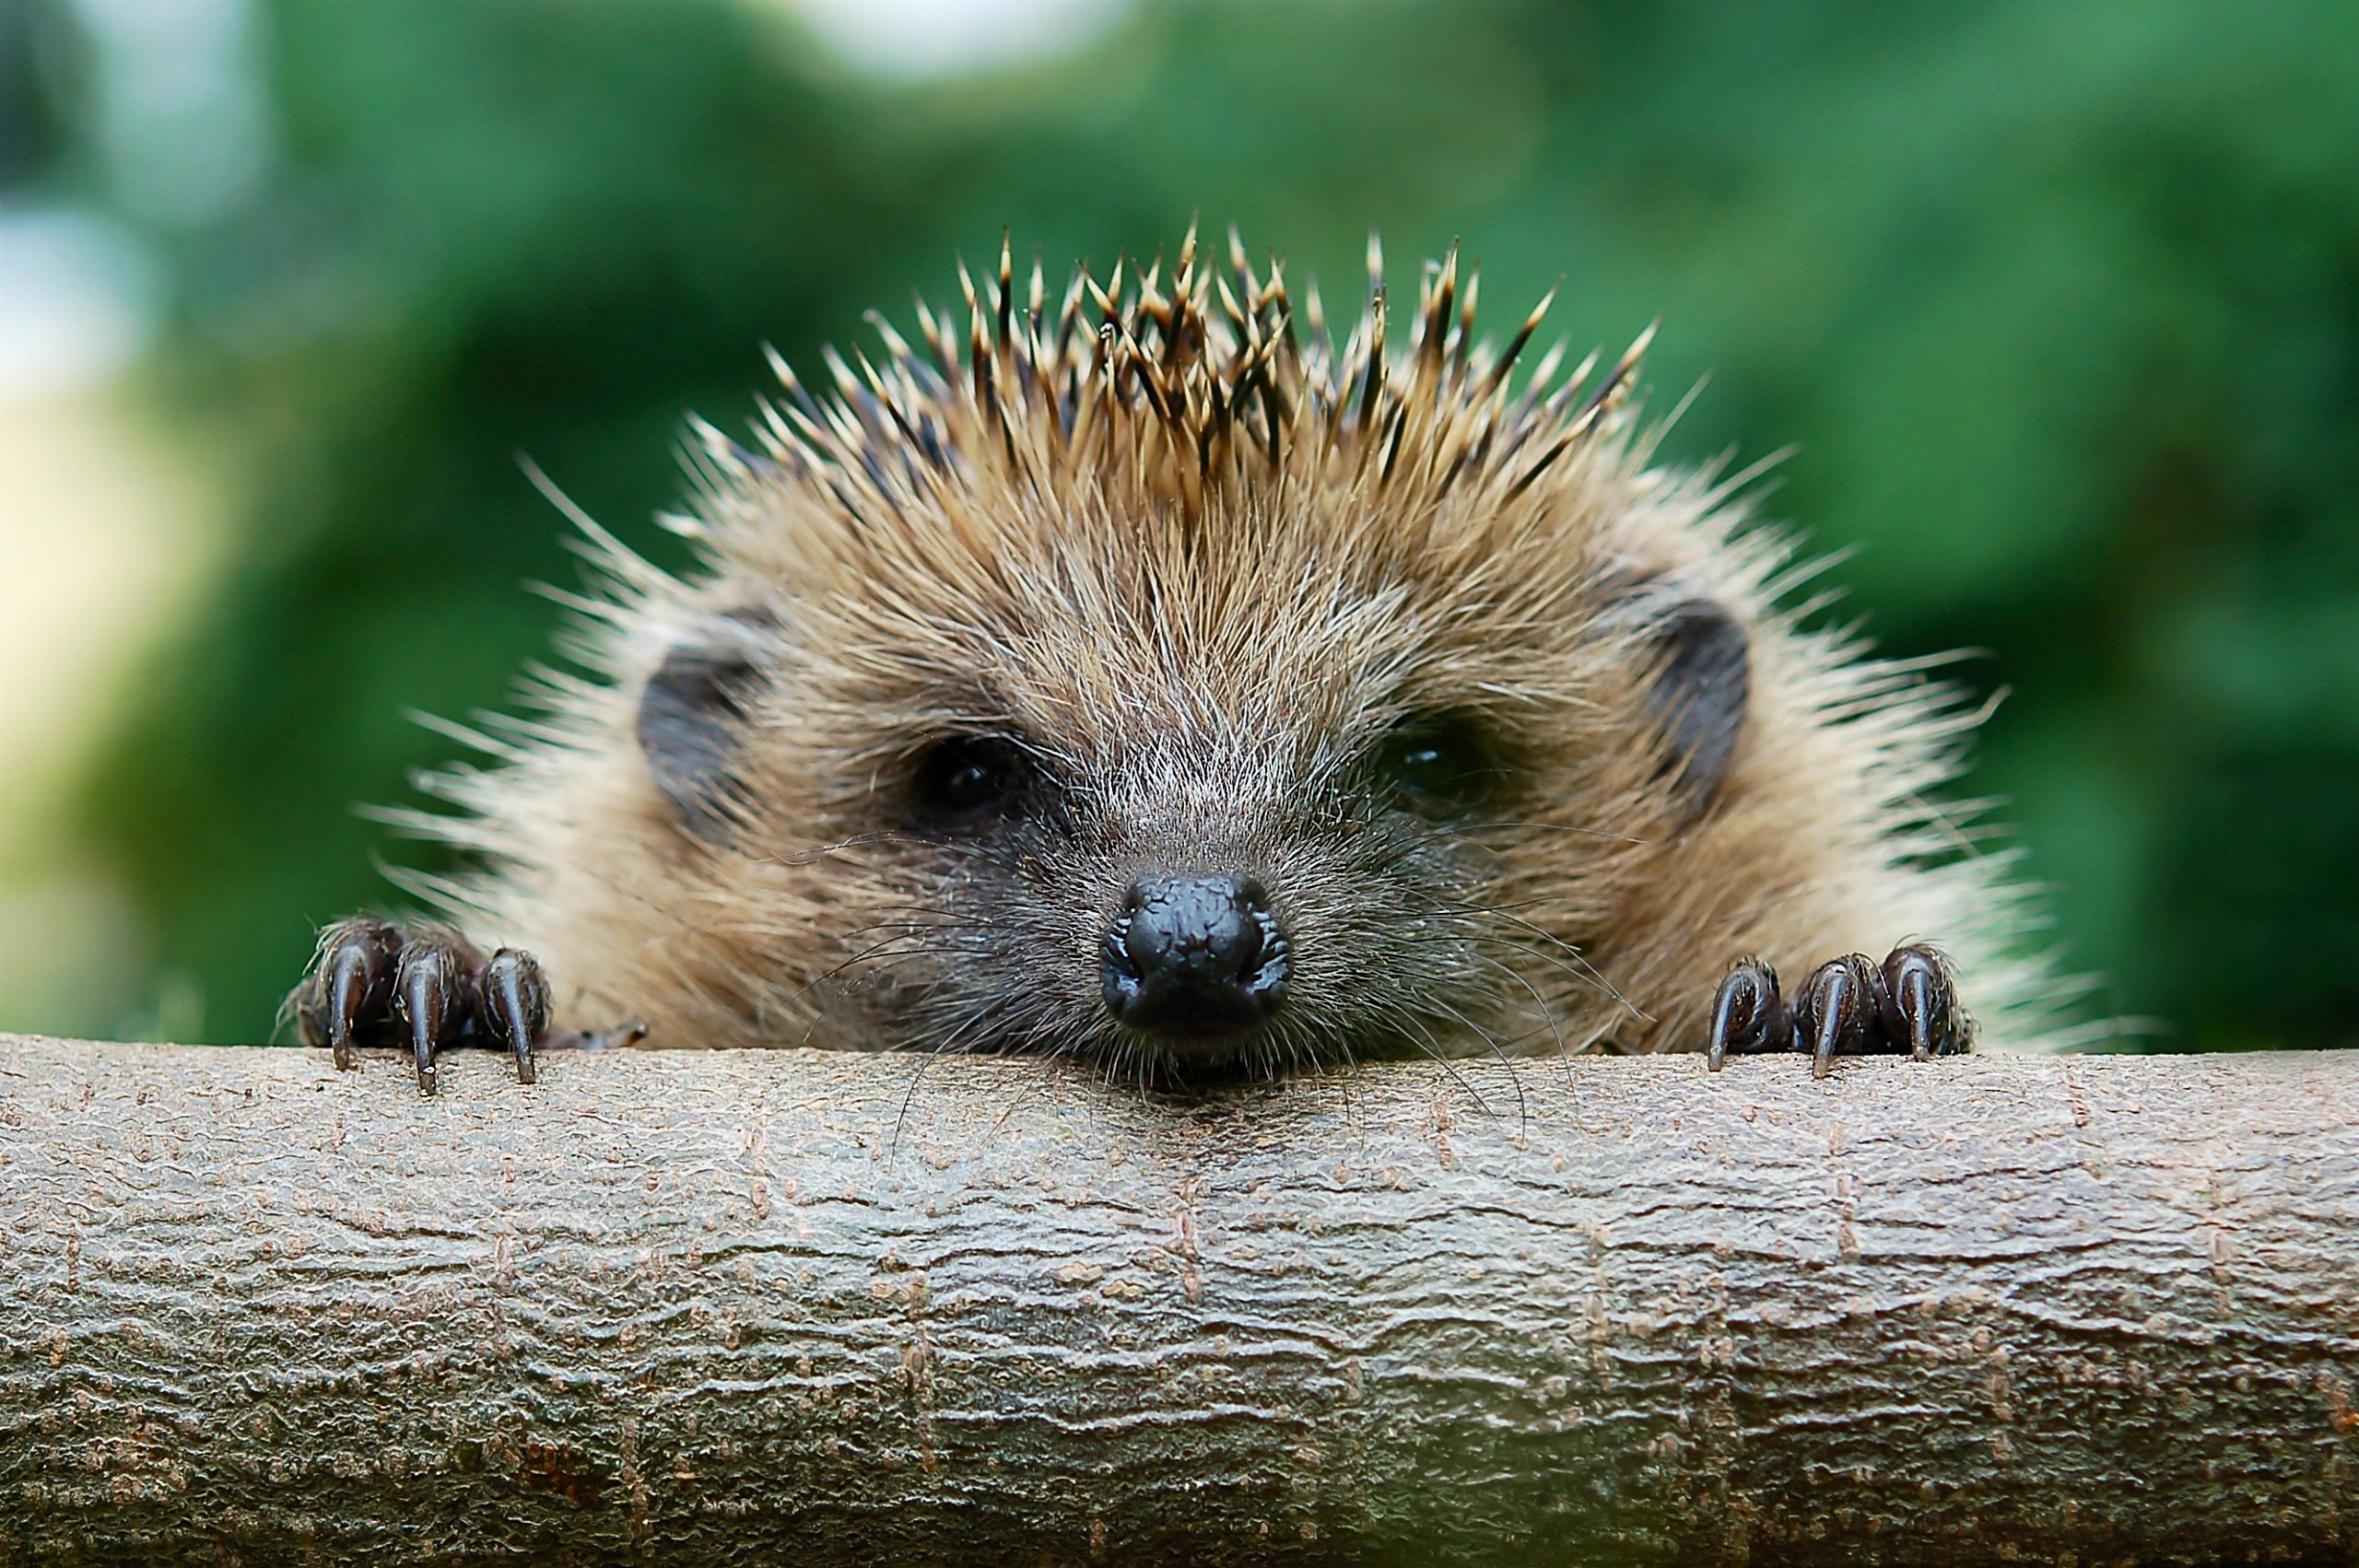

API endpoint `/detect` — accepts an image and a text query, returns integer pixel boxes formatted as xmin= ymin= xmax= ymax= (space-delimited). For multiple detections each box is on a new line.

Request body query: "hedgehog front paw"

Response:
xmin=291 ymin=917 xmax=648 ymax=1095
xmin=1706 ymin=944 xmax=1972 ymax=1078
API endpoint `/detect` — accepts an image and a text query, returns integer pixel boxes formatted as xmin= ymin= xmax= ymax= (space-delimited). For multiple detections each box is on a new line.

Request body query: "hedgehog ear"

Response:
xmin=1602 ymin=578 xmax=1751 ymax=820
xmin=637 ymin=609 xmax=776 ymax=843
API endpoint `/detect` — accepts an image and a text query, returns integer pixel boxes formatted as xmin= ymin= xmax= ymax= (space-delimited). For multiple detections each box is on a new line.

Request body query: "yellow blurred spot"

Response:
xmin=0 ymin=384 xmax=219 ymax=1036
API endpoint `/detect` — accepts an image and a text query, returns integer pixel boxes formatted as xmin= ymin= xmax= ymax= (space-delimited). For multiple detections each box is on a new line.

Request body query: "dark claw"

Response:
xmin=1707 ymin=955 xmax=1789 ymax=1071
xmin=1794 ymin=954 xmax=1883 ymax=1080
xmin=479 ymin=949 xmax=551 ymax=1084
xmin=394 ymin=942 xmax=466 ymax=1096
xmin=1881 ymin=943 xmax=1970 ymax=1060
xmin=303 ymin=919 xmax=400 ymax=1071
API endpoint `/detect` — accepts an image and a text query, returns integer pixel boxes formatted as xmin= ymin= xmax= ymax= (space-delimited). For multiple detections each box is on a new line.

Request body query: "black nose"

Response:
xmin=1103 ymin=874 xmax=1288 ymax=1037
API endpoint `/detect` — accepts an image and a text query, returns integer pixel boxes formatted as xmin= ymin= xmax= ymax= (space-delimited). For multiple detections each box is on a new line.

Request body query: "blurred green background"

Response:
xmin=1 ymin=0 xmax=2353 ymax=1049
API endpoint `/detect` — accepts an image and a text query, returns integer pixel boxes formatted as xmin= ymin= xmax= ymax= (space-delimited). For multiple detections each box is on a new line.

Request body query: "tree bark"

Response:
xmin=0 ymin=1036 xmax=2354 ymax=1565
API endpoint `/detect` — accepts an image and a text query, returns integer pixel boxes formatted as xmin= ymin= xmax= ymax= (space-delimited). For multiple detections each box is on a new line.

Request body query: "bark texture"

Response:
xmin=0 ymin=1035 xmax=2354 ymax=1565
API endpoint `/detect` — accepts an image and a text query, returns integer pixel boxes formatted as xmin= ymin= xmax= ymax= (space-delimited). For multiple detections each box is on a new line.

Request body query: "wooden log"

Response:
xmin=0 ymin=1035 xmax=2353 ymax=1564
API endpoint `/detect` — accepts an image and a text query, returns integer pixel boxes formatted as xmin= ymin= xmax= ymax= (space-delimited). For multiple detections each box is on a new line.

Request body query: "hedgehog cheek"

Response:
xmin=1607 ymin=587 xmax=1749 ymax=822
xmin=635 ymin=611 xmax=775 ymax=843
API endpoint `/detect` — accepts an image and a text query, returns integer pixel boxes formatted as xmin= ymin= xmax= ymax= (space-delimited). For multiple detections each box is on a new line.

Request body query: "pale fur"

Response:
xmin=391 ymin=228 xmax=2061 ymax=1065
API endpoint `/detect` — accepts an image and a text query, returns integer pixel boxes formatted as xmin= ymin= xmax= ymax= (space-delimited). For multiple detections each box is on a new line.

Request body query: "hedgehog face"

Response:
xmin=846 ymin=668 xmax=1523 ymax=1081
xmin=749 ymin=631 xmax=1544 ymax=1079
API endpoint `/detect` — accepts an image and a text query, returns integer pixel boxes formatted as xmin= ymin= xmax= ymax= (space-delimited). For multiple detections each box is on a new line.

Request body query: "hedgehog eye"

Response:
xmin=1371 ymin=716 xmax=1504 ymax=818
xmin=911 ymin=735 xmax=1036 ymax=824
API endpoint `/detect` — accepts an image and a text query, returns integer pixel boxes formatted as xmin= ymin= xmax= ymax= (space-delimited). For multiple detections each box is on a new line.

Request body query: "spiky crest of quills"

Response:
xmin=678 ymin=222 xmax=1650 ymax=532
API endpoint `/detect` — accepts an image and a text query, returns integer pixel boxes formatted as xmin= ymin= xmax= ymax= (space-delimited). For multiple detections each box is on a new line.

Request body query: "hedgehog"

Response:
xmin=291 ymin=225 xmax=2061 ymax=1095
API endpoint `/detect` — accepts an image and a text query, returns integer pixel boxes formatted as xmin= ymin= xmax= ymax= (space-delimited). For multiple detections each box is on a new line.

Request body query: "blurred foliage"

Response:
xmin=0 ymin=2 xmax=60 ymax=185
xmin=21 ymin=0 xmax=2359 ymax=1047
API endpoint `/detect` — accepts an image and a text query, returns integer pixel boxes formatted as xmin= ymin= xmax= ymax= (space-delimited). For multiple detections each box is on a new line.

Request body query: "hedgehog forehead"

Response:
xmin=885 ymin=552 xmax=1394 ymax=751
xmin=792 ymin=509 xmax=1590 ymax=778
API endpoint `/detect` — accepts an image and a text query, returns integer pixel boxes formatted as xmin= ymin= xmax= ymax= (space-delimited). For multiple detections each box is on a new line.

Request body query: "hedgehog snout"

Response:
xmin=1101 ymin=873 xmax=1289 ymax=1042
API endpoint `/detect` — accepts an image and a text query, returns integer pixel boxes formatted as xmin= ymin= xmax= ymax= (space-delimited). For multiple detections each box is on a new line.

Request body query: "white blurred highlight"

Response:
xmin=781 ymin=0 xmax=1129 ymax=76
